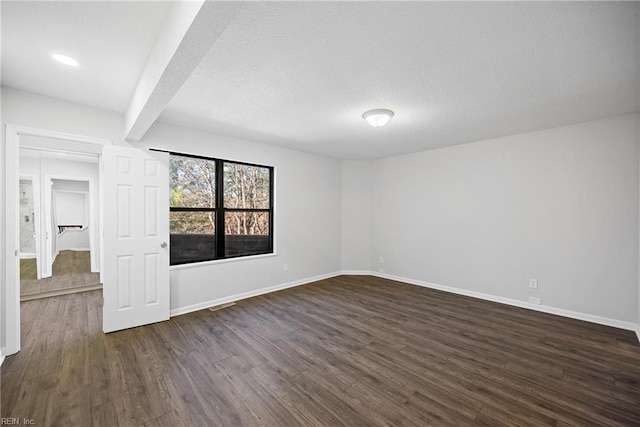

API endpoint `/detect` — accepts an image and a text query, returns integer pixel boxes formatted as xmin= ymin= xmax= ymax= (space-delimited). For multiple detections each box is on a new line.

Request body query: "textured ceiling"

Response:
xmin=159 ymin=1 xmax=640 ymax=159
xmin=2 ymin=2 xmax=639 ymax=160
xmin=1 ymin=1 xmax=170 ymax=112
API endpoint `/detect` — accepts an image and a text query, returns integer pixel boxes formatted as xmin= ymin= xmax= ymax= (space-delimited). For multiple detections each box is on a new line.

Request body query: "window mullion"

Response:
xmin=215 ymin=159 xmax=225 ymax=258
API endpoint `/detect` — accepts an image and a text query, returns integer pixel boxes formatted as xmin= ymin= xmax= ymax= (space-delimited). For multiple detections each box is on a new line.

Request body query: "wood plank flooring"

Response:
xmin=20 ymin=250 xmax=100 ymax=299
xmin=2 ymin=275 xmax=639 ymax=426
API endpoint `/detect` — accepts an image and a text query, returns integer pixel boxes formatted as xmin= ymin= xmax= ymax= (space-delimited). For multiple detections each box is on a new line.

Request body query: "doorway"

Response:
xmin=4 ymin=125 xmax=170 ymax=357
xmin=4 ymin=126 xmax=110 ymax=356
xmin=18 ymin=148 xmax=102 ymax=301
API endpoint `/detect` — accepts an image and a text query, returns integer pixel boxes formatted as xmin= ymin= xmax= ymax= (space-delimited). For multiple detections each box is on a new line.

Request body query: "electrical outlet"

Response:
xmin=378 ymin=256 xmax=384 ymax=264
xmin=529 ymin=278 xmax=538 ymax=289
xmin=283 ymin=264 xmax=289 ymax=272
xmin=528 ymin=296 xmax=542 ymax=305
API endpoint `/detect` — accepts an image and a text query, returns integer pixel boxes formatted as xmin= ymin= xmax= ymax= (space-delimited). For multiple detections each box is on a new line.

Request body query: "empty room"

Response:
xmin=1 ymin=1 xmax=640 ymax=426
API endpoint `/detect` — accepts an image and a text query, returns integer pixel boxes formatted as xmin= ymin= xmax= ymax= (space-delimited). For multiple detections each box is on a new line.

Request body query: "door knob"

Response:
xmin=160 ymin=242 xmax=167 ymax=249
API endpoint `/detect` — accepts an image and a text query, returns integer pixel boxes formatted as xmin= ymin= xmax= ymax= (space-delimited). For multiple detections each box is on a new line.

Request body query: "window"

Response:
xmin=169 ymin=153 xmax=273 ymax=265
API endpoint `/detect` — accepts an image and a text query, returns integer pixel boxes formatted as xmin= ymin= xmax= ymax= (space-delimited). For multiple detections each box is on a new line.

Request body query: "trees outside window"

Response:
xmin=169 ymin=153 xmax=273 ymax=265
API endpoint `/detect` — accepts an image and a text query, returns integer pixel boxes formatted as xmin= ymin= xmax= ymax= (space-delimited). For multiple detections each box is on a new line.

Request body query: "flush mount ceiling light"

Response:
xmin=362 ymin=109 xmax=394 ymax=128
xmin=52 ymin=53 xmax=79 ymax=67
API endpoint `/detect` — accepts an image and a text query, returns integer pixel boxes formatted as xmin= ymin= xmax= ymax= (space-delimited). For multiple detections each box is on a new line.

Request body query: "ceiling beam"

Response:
xmin=124 ymin=1 xmax=241 ymax=142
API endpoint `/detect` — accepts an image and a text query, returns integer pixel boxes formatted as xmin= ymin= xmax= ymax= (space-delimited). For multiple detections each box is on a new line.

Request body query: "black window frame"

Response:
xmin=167 ymin=151 xmax=274 ymax=265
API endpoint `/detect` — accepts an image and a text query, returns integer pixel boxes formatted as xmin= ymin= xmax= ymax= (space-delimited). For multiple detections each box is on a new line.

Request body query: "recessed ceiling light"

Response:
xmin=52 ymin=53 xmax=79 ymax=67
xmin=363 ymin=109 xmax=394 ymax=127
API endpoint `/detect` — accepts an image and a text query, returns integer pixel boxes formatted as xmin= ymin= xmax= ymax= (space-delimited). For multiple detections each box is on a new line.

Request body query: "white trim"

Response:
xmin=170 ymin=271 xmax=341 ymax=317
xmin=0 ymin=348 xmax=5 ymax=366
xmin=60 ymin=247 xmax=91 ymax=252
xmin=19 ymin=253 xmax=36 ymax=259
xmin=10 ymin=125 xmax=112 ymax=147
xmin=5 ymin=125 xmax=22 ymax=356
xmin=371 ymin=272 xmax=638 ymax=332
xmin=636 ymin=325 xmax=640 ymax=344
xmin=53 ymin=189 xmax=89 ymax=194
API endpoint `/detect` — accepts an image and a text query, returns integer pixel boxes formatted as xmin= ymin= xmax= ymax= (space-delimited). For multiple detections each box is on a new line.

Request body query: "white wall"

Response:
xmin=140 ymin=121 xmax=342 ymax=313
xmin=52 ymin=179 xmax=91 ymax=193
xmin=2 ymin=87 xmax=128 ymax=146
xmin=371 ymin=114 xmax=639 ymax=324
xmin=341 ymin=161 xmax=372 ymax=272
xmin=637 ymin=111 xmax=640 ymax=337
xmin=55 ymin=190 xmax=88 ymax=226
xmin=637 ymin=6 xmax=640 ymax=339
xmin=57 ymin=229 xmax=90 ymax=252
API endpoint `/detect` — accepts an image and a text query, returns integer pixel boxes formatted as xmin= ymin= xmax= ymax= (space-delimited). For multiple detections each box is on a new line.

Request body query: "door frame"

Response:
xmin=4 ymin=124 xmax=111 ymax=356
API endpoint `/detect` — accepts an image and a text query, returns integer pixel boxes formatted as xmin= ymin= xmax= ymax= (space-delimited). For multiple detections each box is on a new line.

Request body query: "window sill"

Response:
xmin=169 ymin=252 xmax=277 ymax=271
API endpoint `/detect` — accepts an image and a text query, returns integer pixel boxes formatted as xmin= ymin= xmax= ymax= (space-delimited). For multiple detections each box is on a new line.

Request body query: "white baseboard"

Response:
xmin=170 ymin=271 xmax=342 ymax=317
xmin=19 ymin=252 xmax=37 ymax=259
xmin=636 ymin=325 xmax=640 ymax=344
xmin=62 ymin=247 xmax=91 ymax=252
xmin=372 ymin=272 xmax=638 ymax=332
xmin=0 ymin=348 xmax=5 ymax=366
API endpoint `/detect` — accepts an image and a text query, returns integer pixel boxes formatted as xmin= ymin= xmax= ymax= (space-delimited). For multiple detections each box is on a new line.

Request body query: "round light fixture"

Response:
xmin=52 ymin=53 xmax=79 ymax=67
xmin=362 ymin=109 xmax=394 ymax=127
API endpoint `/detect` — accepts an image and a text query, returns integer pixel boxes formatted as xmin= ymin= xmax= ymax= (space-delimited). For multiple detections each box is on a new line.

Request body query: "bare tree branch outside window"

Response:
xmin=169 ymin=153 xmax=273 ymax=264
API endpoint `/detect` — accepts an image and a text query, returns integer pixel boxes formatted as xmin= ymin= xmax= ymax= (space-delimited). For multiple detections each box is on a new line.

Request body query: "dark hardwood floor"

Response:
xmin=2 ymin=275 xmax=639 ymax=426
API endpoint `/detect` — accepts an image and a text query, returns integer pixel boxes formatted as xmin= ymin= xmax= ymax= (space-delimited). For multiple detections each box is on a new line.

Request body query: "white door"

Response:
xmin=102 ymin=146 xmax=170 ymax=333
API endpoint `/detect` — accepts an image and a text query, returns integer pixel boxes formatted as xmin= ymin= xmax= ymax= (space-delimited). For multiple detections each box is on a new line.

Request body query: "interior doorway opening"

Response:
xmin=18 ymin=150 xmax=102 ymax=300
xmin=4 ymin=125 xmax=110 ymax=357
xmin=5 ymin=125 xmax=170 ymax=356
